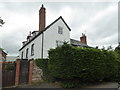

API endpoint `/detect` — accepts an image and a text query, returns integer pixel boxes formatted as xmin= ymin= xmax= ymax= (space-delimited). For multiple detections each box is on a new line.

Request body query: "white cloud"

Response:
xmin=0 ymin=2 xmax=118 ymax=55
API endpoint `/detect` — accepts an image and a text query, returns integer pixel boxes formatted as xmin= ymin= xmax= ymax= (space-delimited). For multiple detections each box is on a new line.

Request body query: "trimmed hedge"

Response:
xmin=48 ymin=44 xmax=119 ymax=88
xmin=115 ymin=45 xmax=120 ymax=81
xmin=35 ymin=59 xmax=52 ymax=81
xmin=36 ymin=43 xmax=120 ymax=88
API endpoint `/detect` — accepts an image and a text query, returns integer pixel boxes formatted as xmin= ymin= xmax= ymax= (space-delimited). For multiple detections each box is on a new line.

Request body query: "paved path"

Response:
xmin=18 ymin=82 xmax=118 ymax=88
xmin=84 ymin=82 xmax=118 ymax=88
xmin=18 ymin=83 xmax=61 ymax=88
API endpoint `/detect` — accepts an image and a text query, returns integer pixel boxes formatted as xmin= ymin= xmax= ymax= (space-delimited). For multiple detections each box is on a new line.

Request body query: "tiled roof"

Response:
xmin=70 ymin=39 xmax=88 ymax=47
xmin=19 ymin=16 xmax=71 ymax=51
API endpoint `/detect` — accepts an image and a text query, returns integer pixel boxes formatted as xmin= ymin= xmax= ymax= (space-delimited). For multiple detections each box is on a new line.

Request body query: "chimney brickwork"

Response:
xmin=80 ymin=33 xmax=87 ymax=44
xmin=39 ymin=4 xmax=46 ymax=32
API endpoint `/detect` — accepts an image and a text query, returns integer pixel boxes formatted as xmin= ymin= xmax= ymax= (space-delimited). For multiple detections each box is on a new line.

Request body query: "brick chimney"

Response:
xmin=39 ymin=4 xmax=46 ymax=32
xmin=80 ymin=33 xmax=87 ymax=44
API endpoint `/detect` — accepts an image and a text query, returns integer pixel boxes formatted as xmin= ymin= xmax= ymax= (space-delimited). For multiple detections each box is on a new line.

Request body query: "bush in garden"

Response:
xmin=48 ymin=43 xmax=118 ymax=88
xmin=35 ymin=59 xmax=51 ymax=81
xmin=36 ymin=43 xmax=119 ymax=88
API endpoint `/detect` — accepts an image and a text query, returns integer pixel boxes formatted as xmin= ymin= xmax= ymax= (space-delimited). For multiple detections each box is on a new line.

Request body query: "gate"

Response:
xmin=2 ymin=62 xmax=16 ymax=87
xmin=19 ymin=59 xmax=29 ymax=84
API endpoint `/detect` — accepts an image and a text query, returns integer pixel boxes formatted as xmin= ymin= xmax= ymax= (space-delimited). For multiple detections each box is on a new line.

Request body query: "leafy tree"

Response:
xmin=0 ymin=48 xmax=3 ymax=51
xmin=107 ymin=46 xmax=113 ymax=51
xmin=115 ymin=43 xmax=120 ymax=61
xmin=0 ymin=17 xmax=5 ymax=27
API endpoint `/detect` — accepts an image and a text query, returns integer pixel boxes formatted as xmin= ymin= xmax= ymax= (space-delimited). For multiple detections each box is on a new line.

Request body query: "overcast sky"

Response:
xmin=0 ymin=0 xmax=119 ymax=56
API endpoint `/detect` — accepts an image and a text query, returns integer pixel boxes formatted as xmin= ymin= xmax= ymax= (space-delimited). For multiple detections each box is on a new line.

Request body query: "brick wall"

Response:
xmin=3 ymin=59 xmax=43 ymax=87
xmin=15 ymin=59 xmax=34 ymax=86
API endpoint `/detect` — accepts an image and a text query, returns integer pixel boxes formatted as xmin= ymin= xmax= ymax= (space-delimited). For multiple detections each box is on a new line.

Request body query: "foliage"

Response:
xmin=35 ymin=59 xmax=52 ymax=81
xmin=115 ymin=44 xmax=120 ymax=61
xmin=35 ymin=43 xmax=120 ymax=88
xmin=0 ymin=17 xmax=5 ymax=27
xmin=114 ymin=44 xmax=120 ymax=81
xmin=0 ymin=48 xmax=3 ymax=51
xmin=48 ymin=43 xmax=119 ymax=88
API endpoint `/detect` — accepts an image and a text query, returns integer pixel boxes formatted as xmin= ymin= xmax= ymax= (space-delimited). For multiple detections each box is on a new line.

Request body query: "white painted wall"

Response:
xmin=19 ymin=18 xmax=70 ymax=59
xmin=43 ymin=19 xmax=70 ymax=58
xmin=0 ymin=51 xmax=2 ymax=61
xmin=19 ymin=35 xmax=42 ymax=60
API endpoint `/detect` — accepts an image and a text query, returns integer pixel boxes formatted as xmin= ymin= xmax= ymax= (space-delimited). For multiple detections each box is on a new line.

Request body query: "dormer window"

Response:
xmin=27 ymin=36 xmax=30 ymax=42
xmin=58 ymin=26 xmax=63 ymax=34
xmin=27 ymin=31 xmax=32 ymax=42
xmin=32 ymin=31 xmax=36 ymax=37
xmin=33 ymin=33 xmax=36 ymax=37
xmin=22 ymin=41 xmax=27 ymax=46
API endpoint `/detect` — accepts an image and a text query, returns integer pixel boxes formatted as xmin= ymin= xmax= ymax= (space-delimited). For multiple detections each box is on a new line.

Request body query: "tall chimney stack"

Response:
xmin=39 ymin=4 xmax=46 ymax=32
xmin=80 ymin=33 xmax=87 ymax=44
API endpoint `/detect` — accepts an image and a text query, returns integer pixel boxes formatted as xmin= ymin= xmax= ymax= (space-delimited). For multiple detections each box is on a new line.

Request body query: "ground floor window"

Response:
xmin=31 ymin=44 xmax=34 ymax=56
xmin=21 ymin=51 xmax=23 ymax=59
xmin=56 ymin=40 xmax=63 ymax=47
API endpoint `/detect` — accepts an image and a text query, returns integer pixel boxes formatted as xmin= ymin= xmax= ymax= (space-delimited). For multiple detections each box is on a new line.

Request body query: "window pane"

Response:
xmin=21 ymin=52 xmax=23 ymax=59
xmin=56 ymin=40 xmax=63 ymax=47
xmin=58 ymin=26 xmax=63 ymax=34
xmin=31 ymin=44 xmax=34 ymax=56
xmin=26 ymin=48 xmax=29 ymax=58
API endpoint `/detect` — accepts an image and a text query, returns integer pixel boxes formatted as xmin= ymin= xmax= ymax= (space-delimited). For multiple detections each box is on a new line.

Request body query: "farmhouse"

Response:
xmin=19 ymin=5 xmax=88 ymax=59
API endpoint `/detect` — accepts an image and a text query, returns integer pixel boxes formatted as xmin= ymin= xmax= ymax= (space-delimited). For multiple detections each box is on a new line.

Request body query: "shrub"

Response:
xmin=48 ymin=43 xmax=118 ymax=88
xmin=35 ymin=58 xmax=52 ymax=81
xmin=35 ymin=43 xmax=119 ymax=88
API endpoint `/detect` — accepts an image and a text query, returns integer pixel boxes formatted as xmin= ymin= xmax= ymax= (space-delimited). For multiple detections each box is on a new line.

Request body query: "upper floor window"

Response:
xmin=56 ymin=40 xmax=63 ymax=47
xmin=31 ymin=44 xmax=34 ymax=56
xmin=26 ymin=48 xmax=29 ymax=59
xmin=58 ymin=26 xmax=63 ymax=34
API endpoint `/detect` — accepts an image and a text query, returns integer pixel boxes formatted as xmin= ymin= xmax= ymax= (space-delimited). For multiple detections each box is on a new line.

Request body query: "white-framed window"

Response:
xmin=21 ymin=51 xmax=23 ymax=59
xmin=31 ymin=44 xmax=34 ymax=56
xmin=56 ymin=40 xmax=63 ymax=47
xmin=58 ymin=26 xmax=63 ymax=34
xmin=26 ymin=48 xmax=29 ymax=59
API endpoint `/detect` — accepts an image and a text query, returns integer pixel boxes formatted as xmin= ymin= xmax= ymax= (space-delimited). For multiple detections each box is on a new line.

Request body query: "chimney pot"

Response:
xmin=42 ymin=4 xmax=44 ymax=8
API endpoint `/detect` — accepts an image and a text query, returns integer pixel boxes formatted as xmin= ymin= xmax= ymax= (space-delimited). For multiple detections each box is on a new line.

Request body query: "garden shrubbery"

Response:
xmin=35 ymin=58 xmax=50 ymax=81
xmin=35 ymin=43 xmax=120 ymax=88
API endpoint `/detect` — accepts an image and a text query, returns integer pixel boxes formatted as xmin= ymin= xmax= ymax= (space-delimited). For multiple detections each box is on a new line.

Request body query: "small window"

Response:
xmin=56 ymin=40 xmax=63 ymax=47
xmin=31 ymin=44 xmax=34 ymax=56
xmin=58 ymin=26 xmax=63 ymax=34
xmin=33 ymin=33 xmax=36 ymax=37
xmin=26 ymin=48 xmax=29 ymax=59
xmin=21 ymin=51 xmax=23 ymax=59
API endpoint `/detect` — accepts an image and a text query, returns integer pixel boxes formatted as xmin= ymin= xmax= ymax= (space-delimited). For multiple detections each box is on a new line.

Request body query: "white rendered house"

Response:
xmin=19 ymin=5 xmax=88 ymax=60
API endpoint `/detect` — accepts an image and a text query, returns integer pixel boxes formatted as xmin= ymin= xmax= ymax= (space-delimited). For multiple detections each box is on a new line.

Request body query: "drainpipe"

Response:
xmin=41 ymin=32 xmax=44 ymax=59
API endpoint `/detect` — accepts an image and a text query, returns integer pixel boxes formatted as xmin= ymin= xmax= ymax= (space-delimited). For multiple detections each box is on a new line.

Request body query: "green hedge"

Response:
xmin=35 ymin=43 xmax=120 ymax=88
xmin=35 ymin=58 xmax=52 ymax=81
xmin=48 ymin=44 xmax=119 ymax=88
xmin=115 ymin=45 xmax=120 ymax=81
